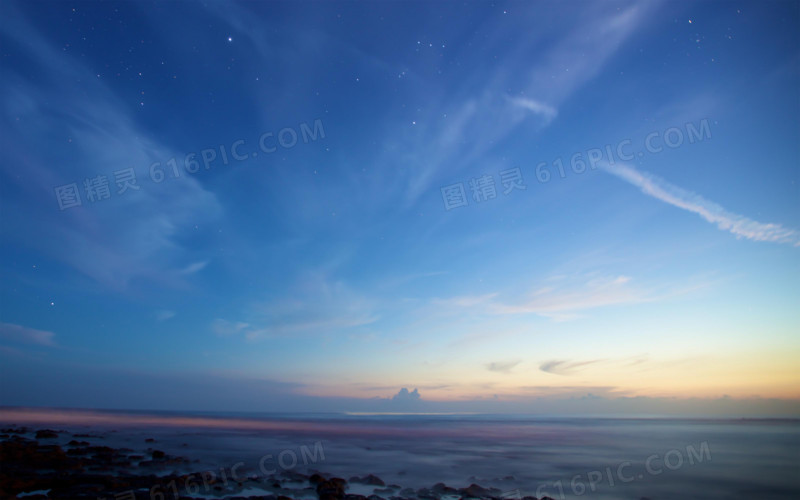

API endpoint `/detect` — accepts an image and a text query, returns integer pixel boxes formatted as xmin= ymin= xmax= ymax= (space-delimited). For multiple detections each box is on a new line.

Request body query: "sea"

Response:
xmin=1 ymin=408 xmax=799 ymax=500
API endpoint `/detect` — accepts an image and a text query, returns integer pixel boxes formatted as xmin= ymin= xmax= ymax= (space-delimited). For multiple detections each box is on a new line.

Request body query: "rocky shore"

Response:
xmin=0 ymin=427 xmax=555 ymax=500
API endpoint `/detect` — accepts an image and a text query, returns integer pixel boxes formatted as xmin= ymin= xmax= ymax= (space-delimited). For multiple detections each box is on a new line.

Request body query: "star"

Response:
xmin=227 ymin=36 xmax=233 ymax=42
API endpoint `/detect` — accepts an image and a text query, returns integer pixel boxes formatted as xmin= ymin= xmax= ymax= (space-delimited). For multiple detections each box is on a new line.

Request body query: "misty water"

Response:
xmin=5 ymin=410 xmax=799 ymax=499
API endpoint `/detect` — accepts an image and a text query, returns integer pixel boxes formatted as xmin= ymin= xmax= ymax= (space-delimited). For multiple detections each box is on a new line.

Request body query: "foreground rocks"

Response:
xmin=0 ymin=427 xmax=557 ymax=500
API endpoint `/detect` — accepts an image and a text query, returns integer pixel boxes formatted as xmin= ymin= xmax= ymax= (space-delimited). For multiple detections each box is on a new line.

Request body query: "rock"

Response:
xmin=309 ymin=473 xmax=327 ymax=485
xmin=145 ymin=438 xmax=156 ymax=443
xmin=316 ymin=477 xmax=347 ymax=500
xmin=35 ymin=429 xmax=59 ymax=439
xmin=151 ymin=450 xmax=165 ymax=459
xmin=432 ymin=482 xmax=459 ymax=495
xmin=1 ymin=427 xmax=30 ymax=434
xmin=459 ymin=483 xmax=495 ymax=498
xmin=350 ymin=474 xmax=385 ymax=486
xmin=416 ymin=487 xmax=437 ymax=499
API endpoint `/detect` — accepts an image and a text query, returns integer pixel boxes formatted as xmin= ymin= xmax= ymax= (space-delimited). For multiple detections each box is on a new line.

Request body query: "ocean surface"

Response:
xmin=1 ymin=408 xmax=799 ymax=499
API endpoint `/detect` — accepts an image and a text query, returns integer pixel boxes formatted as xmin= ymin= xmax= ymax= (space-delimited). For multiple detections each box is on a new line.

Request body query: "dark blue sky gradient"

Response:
xmin=1 ymin=1 xmax=798 ymax=415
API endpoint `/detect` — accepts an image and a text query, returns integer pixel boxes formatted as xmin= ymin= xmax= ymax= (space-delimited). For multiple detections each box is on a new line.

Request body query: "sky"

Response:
xmin=0 ymin=0 xmax=798 ymax=417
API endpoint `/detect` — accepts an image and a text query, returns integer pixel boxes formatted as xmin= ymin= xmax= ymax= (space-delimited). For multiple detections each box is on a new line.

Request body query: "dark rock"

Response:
xmin=316 ymin=477 xmax=347 ymax=500
xmin=151 ymin=449 xmax=165 ymax=459
xmin=416 ymin=487 xmax=437 ymax=499
xmin=350 ymin=474 xmax=385 ymax=486
xmin=35 ymin=429 xmax=59 ymax=439
xmin=309 ymin=473 xmax=327 ymax=485
xmin=145 ymin=438 xmax=156 ymax=443
xmin=432 ymin=482 xmax=459 ymax=495
xmin=459 ymin=483 xmax=496 ymax=498
xmin=1 ymin=427 xmax=30 ymax=434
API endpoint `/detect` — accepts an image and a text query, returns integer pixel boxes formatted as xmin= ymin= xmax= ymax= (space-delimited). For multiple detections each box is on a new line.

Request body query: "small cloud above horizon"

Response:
xmin=392 ymin=387 xmax=421 ymax=402
xmin=540 ymin=359 xmax=603 ymax=376
xmin=486 ymin=360 xmax=522 ymax=374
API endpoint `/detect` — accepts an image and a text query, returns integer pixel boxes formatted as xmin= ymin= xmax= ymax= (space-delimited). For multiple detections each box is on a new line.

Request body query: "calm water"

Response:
xmin=2 ymin=408 xmax=799 ymax=499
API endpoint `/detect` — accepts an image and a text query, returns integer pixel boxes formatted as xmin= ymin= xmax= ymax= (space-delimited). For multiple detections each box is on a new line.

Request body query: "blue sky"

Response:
xmin=1 ymin=0 xmax=798 ymax=416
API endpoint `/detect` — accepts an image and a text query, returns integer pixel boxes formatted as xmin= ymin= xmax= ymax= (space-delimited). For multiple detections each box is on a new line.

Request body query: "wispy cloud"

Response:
xmin=486 ymin=360 xmax=522 ymax=374
xmin=432 ymin=293 xmax=499 ymax=308
xmin=0 ymin=5 xmax=222 ymax=291
xmin=429 ymin=273 xmax=694 ymax=321
xmin=507 ymin=96 xmax=557 ymax=124
xmin=0 ymin=322 xmax=56 ymax=347
xmin=179 ymin=261 xmax=210 ymax=275
xmin=403 ymin=2 xmax=653 ymax=203
xmin=602 ymin=163 xmax=800 ymax=246
xmin=490 ymin=274 xmax=648 ymax=320
xmin=212 ymin=319 xmax=252 ymax=337
xmin=215 ymin=273 xmax=379 ymax=340
xmin=156 ymin=310 xmax=176 ymax=322
xmin=540 ymin=359 xmax=603 ymax=376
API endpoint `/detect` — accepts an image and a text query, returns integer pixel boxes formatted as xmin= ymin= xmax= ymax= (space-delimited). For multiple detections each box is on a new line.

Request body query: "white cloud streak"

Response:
xmin=508 ymin=96 xmax=558 ymax=123
xmin=180 ymin=261 xmax=210 ymax=275
xmin=603 ymin=163 xmax=800 ymax=246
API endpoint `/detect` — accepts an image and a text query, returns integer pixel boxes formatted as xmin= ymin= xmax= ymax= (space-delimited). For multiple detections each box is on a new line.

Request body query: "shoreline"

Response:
xmin=1 ymin=425 xmax=546 ymax=500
